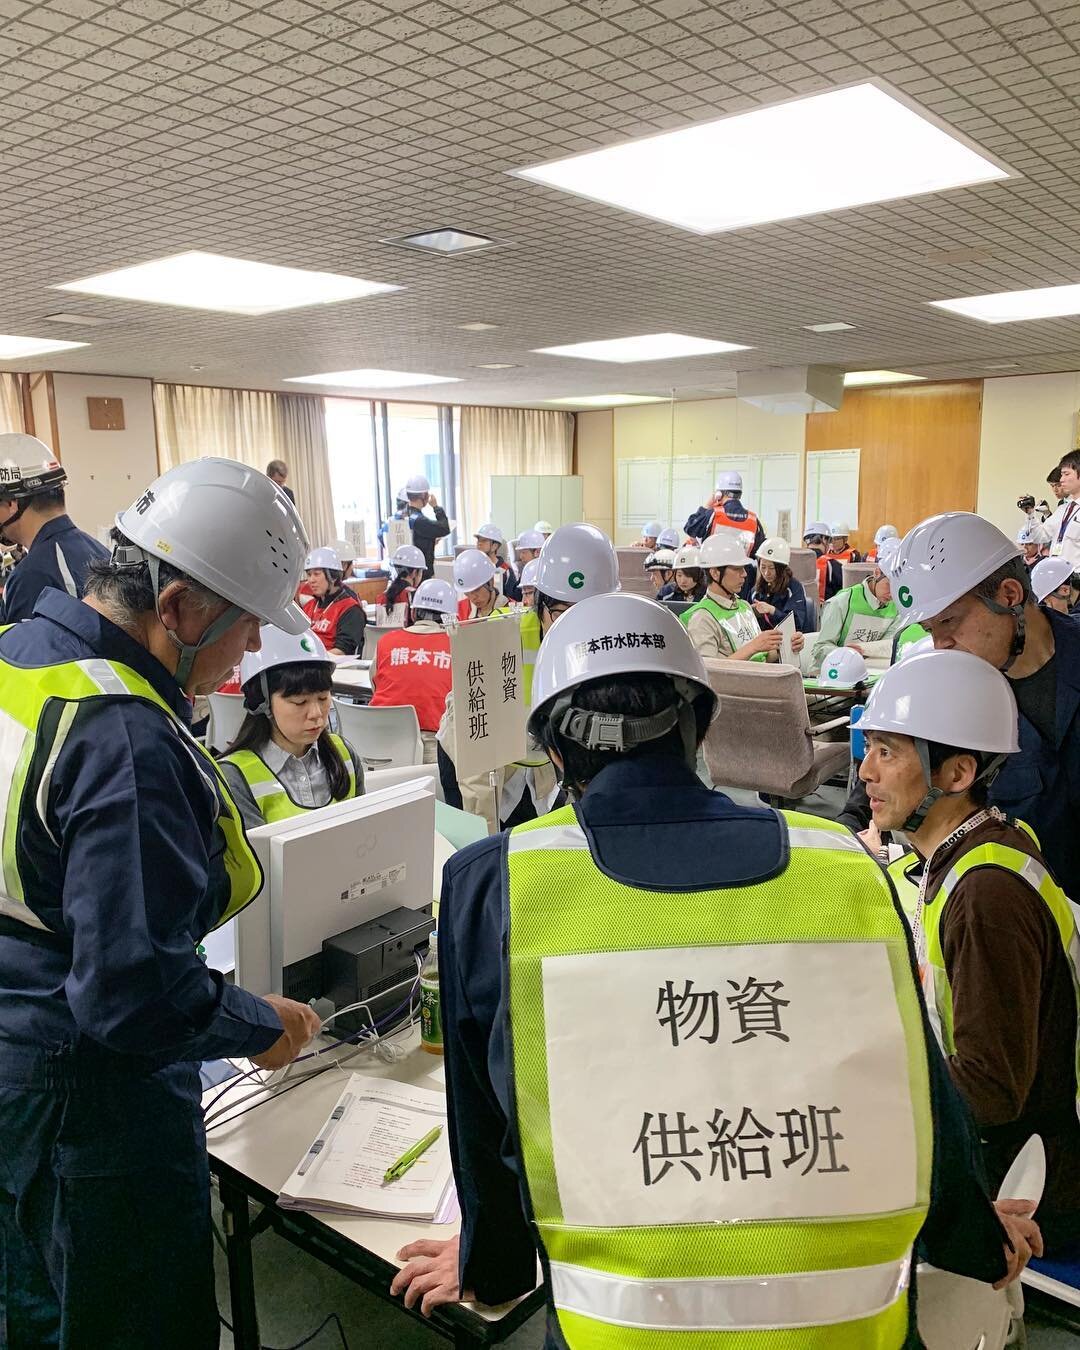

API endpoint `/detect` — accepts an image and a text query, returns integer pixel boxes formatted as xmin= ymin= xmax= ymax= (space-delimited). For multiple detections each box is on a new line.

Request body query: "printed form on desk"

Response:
xmin=278 ymin=1075 xmax=456 ymax=1223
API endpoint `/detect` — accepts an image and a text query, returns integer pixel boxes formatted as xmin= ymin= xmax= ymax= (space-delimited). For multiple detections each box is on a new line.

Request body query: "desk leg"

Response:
xmin=219 ymin=1175 xmax=261 ymax=1350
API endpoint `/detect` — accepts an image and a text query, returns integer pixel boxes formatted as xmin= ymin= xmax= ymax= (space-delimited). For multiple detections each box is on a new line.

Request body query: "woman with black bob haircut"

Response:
xmin=751 ymin=536 xmax=809 ymax=631
xmin=218 ymin=625 xmax=364 ymax=830
xmin=378 ymin=543 xmax=427 ymax=625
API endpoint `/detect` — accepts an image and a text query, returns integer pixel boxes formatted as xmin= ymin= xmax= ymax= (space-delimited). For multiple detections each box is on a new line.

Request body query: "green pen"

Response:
xmin=383 ymin=1125 xmax=442 ymax=1184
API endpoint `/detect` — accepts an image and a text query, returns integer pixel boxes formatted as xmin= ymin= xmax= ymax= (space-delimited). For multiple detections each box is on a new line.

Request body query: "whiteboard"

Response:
xmin=617 ymin=452 xmax=801 ymax=541
xmin=806 ymin=450 xmax=861 ymax=531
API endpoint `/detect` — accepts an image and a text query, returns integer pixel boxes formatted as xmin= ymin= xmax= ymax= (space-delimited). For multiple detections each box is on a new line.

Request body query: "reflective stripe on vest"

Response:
xmin=710 ymin=504 xmax=758 ymax=545
xmin=923 ymin=831 xmax=1080 ymax=1117
xmin=838 ymin=583 xmax=898 ymax=648
xmin=886 ymin=852 xmax=921 ymax=925
xmin=0 ymin=652 xmax=262 ymax=935
xmin=506 ymin=804 xmax=932 ymax=1349
xmin=682 ymin=595 xmax=766 ymax=660
xmin=221 ymin=734 xmax=356 ymax=824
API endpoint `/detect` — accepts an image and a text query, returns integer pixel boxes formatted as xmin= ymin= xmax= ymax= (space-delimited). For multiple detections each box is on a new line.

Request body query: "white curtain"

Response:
xmin=0 ymin=374 xmax=24 ymax=434
xmin=459 ymin=406 xmax=574 ymax=537
xmin=153 ymin=383 xmax=336 ymax=546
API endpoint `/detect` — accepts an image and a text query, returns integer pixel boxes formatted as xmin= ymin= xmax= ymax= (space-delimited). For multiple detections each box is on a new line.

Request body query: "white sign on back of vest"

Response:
xmin=386 ymin=519 xmax=412 ymax=554
xmin=542 ymin=942 xmax=917 ymax=1226
xmin=450 ymin=613 xmax=527 ymax=779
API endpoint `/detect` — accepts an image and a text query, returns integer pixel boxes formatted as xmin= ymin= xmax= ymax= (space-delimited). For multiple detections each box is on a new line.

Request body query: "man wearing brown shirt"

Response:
xmin=859 ymin=647 xmax=1079 ymax=1257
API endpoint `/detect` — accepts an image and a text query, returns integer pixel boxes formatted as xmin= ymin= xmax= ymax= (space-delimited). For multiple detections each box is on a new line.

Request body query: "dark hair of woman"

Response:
xmin=673 ymin=567 xmax=706 ymax=602
xmin=384 ymin=572 xmax=414 ymax=613
xmin=753 ymin=561 xmax=792 ymax=600
xmin=221 ymin=661 xmax=350 ymax=799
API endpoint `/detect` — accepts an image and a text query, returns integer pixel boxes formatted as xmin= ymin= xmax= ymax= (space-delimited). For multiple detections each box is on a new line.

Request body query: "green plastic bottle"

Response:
xmin=420 ymin=932 xmax=443 ymax=1055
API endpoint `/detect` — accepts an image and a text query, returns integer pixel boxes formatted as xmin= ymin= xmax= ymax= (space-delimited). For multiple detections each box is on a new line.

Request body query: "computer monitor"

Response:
xmin=235 ymin=781 xmax=436 ymax=1000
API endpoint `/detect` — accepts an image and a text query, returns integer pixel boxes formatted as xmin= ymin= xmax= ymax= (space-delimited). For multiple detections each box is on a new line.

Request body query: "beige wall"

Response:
xmin=977 ymin=372 xmax=1080 ymax=538
xmin=575 ymin=409 xmax=614 ymax=539
xmin=48 ymin=374 xmax=159 ymax=538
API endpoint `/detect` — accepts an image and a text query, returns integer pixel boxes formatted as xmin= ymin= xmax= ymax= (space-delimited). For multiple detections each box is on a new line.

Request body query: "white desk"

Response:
xmin=331 ymin=659 xmax=371 ymax=696
xmin=206 ymin=1032 xmax=542 ymax=1347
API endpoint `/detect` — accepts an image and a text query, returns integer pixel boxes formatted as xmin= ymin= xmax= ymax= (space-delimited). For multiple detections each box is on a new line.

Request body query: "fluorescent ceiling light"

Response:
xmin=985 ymin=362 xmax=1019 ymax=370
xmin=391 ymin=229 xmax=497 ymax=255
xmin=43 ymin=312 xmax=111 ymax=327
xmin=285 ymin=368 xmax=460 ymax=388
xmin=474 ymin=362 xmax=518 ymax=370
xmin=536 ymin=332 xmax=749 ymax=363
xmin=804 ymin=321 xmax=855 ymax=333
xmin=547 ymin=394 xmax=669 ymax=406
xmin=57 ymin=251 xmax=399 ymax=316
xmin=0 ymin=334 xmax=88 ymax=358
xmin=516 ymin=81 xmax=1011 ymax=234
xmin=843 ymin=370 xmax=925 ymax=387
xmin=457 ymin=321 xmax=499 ymax=331
xmin=930 ymin=283 xmax=1080 ymax=324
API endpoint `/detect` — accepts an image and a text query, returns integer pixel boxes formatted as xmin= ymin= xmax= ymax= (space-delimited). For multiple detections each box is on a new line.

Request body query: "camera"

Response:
xmin=1018 ymin=494 xmax=1036 ymax=513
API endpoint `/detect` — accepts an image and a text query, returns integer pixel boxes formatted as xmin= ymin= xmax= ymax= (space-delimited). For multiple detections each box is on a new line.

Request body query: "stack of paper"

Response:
xmin=278 ymin=1075 xmax=456 ymax=1222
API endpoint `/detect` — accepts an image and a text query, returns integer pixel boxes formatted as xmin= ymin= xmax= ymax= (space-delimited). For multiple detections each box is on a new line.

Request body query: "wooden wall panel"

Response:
xmin=805 ymin=380 xmax=983 ymax=552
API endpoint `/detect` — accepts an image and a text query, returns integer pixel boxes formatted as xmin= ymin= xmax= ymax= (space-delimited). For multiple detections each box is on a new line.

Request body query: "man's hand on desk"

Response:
xmin=391 ymin=1235 xmax=475 ymax=1316
xmin=251 ymin=995 xmax=321 ymax=1069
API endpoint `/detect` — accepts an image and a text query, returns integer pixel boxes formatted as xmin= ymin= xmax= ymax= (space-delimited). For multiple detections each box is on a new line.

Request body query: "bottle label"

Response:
xmin=420 ymin=977 xmax=442 ymax=1050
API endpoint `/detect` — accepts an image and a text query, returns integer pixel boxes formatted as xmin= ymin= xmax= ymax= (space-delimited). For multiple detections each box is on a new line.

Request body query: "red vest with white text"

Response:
xmin=710 ymin=502 xmax=759 ymax=547
xmin=303 ymin=591 xmax=360 ymax=648
xmin=369 ymin=628 xmax=452 ymax=732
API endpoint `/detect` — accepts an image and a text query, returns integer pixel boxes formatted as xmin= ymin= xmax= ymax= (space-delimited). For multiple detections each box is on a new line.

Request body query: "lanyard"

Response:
xmin=910 ymin=807 xmax=1003 ymax=983
xmin=1057 ymin=501 xmax=1077 ymax=544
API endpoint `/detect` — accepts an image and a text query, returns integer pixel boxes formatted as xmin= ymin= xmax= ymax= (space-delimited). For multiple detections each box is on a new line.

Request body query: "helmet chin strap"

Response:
xmin=0 ymin=500 xmax=27 ymax=547
xmin=710 ymin=568 xmax=738 ymax=602
xmin=976 ymin=592 xmax=1026 ymax=674
xmin=144 ymin=555 xmax=244 ymax=690
xmin=902 ymin=737 xmax=1008 ymax=833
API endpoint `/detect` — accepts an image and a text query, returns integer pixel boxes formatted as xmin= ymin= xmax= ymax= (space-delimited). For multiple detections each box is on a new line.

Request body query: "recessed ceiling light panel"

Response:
xmin=389 ymin=229 xmax=500 ymax=255
xmin=458 ymin=322 xmax=500 ymax=332
xmin=843 ymin=370 xmax=925 ymax=387
xmin=930 ymin=283 xmax=1080 ymax=324
xmin=57 ymin=251 xmax=400 ymax=316
xmin=286 ymin=368 xmax=460 ymax=389
xmin=547 ymin=394 xmax=669 ymax=406
xmin=536 ymin=332 xmax=750 ymax=363
xmin=804 ymin=321 xmax=856 ymax=333
xmin=516 ymin=81 xmax=1011 ymax=234
xmin=474 ymin=363 xmax=518 ymax=370
xmin=0 ymin=335 xmax=89 ymax=358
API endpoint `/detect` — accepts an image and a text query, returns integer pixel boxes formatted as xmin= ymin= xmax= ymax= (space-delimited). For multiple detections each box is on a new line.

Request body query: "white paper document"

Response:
xmin=278 ymin=1075 xmax=456 ymax=1222
xmin=776 ymin=613 xmax=797 ymax=667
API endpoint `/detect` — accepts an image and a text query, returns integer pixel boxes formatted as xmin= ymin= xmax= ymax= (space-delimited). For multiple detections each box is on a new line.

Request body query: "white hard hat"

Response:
xmin=527 ymin=591 xmax=718 ymax=745
xmin=395 ymin=485 xmax=408 ymax=506
xmin=412 ymin=577 xmax=456 ymax=617
xmin=642 ymin=520 xmax=664 ymax=538
xmin=860 ymin=649 xmax=1019 ymax=754
xmin=389 ymin=543 xmax=426 ymax=573
xmin=475 ymin=521 xmax=505 ymax=545
xmin=453 ymin=548 xmax=497 ymax=593
xmin=657 ymin=527 xmax=680 ymax=549
xmin=406 ymin=474 xmax=430 ymax=494
xmin=534 ymin=523 xmax=621 ymax=603
xmin=0 ymin=433 xmax=66 ymax=498
xmin=115 ymin=457 xmax=308 ymax=637
xmin=1017 ymin=520 xmax=1051 ymax=547
xmin=520 ymin=558 xmax=540 ymax=588
xmin=875 ymin=537 xmax=901 ymax=573
xmin=644 ymin=548 xmax=676 ymax=571
xmin=534 ymin=519 xmax=554 ymax=534
xmin=820 ymin=648 xmax=868 ymax=688
xmin=672 ymin=545 xmax=701 ymax=571
xmin=874 ymin=524 xmax=899 ymax=548
xmin=1031 ymin=555 xmax=1074 ymax=603
xmin=803 ymin=521 xmax=830 ymax=539
xmin=240 ymin=625 xmax=331 ymax=707
xmin=305 ymin=546 xmax=341 ymax=573
xmin=829 ymin=521 xmax=851 ymax=538
xmin=756 ymin=537 xmax=791 ymax=566
xmin=717 ymin=471 xmax=743 ymax=493
xmin=891 ymin=513 xmax=1020 ymax=626
xmin=515 ymin=529 xmax=545 ymax=551
xmin=897 ymin=634 xmax=935 ymax=662
xmin=699 ymin=532 xmax=750 ymax=571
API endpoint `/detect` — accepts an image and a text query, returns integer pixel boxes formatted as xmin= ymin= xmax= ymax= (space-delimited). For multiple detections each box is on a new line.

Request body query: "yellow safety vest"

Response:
xmin=520 ymin=606 xmax=542 ymax=707
xmin=221 ymin=734 xmax=357 ymax=824
xmin=506 ymin=804 xmax=933 ymax=1349
xmin=0 ymin=653 xmax=262 ymax=936
xmin=919 ymin=822 xmax=1080 ymax=1112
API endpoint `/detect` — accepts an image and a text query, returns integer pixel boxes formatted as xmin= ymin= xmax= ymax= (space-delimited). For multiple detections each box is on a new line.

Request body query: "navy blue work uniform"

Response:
xmin=753 ymin=575 xmax=809 ymax=631
xmin=0 ymin=591 xmax=282 ymax=1349
xmin=0 ymin=515 xmax=108 ymax=624
xmin=438 ymin=756 xmax=1008 ymax=1347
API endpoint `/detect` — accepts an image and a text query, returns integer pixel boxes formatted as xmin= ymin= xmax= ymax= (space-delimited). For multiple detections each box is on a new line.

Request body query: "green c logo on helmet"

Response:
xmin=898 ymin=584 xmax=913 ymax=608
xmin=300 ymin=635 xmax=315 ymax=653
xmin=828 ymin=667 xmax=838 ymax=680
xmin=568 ymin=570 xmax=585 ymax=590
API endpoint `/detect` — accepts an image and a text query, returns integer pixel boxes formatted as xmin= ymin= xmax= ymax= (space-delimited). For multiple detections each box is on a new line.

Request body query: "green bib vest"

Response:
xmin=892 ymin=624 xmax=929 ymax=662
xmin=221 ymin=733 xmax=356 ymax=824
xmin=837 ymin=584 xmax=898 ymax=648
xmin=505 ymin=804 xmax=933 ymax=1349
xmin=681 ymin=595 xmax=767 ymax=660
xmin=0 ymin=653 xmax=262 ymax=937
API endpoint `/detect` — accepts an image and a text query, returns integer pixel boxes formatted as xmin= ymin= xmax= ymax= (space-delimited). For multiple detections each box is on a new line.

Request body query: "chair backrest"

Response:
xmin=362 ymin=623 xmax=400 ymax=662
xmin=700 ymin=660 xmax=815 ymax=795
xmin=433 ymin=559 xmax=456 ymax=587
xmin=616 ymin=547 xmax=649 ymax=583
xmin=802 ymin=592 xmax=818 ymax=632
xmin=206 ymin=691 xmax=247 ymax=753
xmin=789 ymin=547 xmax=819 ymax=586
xmin=843 ymin=562 xmax=875 ymax=590
xmin=332 ymin=699 xmax=423 ymax=770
